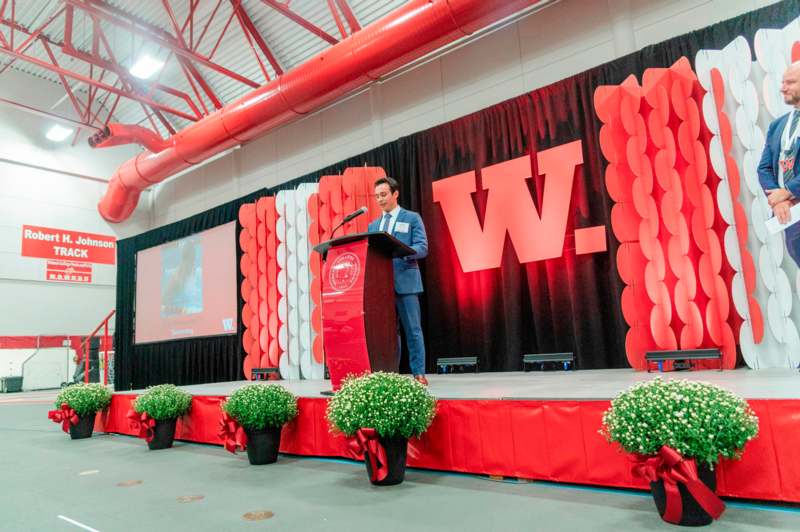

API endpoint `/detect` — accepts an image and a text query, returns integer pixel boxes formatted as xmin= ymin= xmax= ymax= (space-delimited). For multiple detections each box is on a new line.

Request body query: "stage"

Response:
xmin=113 ymin=367 xmax=800 ymax=400
xmin=98 ymin=368 xmax=800 ymax=503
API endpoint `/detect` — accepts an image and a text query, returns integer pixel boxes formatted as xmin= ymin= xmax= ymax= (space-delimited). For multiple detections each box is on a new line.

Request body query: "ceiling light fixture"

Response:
xmin=129 ymin=55 xmax=164 ymax=79
xmin=46 ymin=124 xmax=74 ymax=142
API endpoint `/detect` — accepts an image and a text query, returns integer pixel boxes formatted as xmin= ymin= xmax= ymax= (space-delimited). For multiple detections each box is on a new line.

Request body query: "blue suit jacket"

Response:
xmin=758 ymin=111 xmax=800 ymax=197
xmin=368 ymin=208 xmax=428 ymax=295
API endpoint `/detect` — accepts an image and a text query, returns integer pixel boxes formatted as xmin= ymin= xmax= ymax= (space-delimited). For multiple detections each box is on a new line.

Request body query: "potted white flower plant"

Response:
xmin=327 ymin=372 xmax=436 ymax=485
xmin=601 ymin=378 xmax=759 ymax=526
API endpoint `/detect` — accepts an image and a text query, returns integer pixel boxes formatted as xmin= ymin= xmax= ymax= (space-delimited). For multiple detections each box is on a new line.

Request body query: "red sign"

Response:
xmin=21 ymin=225 xmax=116 ymax=265
xmin=46 ymin=261 xmax=92 ymax=284
xmin=432 ymin=140 xmax=607 ymax=272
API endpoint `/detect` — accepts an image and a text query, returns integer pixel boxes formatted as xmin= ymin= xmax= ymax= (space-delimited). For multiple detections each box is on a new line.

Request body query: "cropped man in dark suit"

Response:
xmin=758 ymin=61 xmax=800 ymax=267
xmin=368 ymin=177 xmax=429 ymax=385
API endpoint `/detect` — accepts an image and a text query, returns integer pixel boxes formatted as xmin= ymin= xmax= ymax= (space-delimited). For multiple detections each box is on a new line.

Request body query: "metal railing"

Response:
xmin=79 ymin=310 xmax=116 ymax=385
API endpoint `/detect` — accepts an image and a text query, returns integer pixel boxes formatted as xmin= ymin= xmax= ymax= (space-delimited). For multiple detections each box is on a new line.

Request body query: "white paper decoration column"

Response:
xmin=274 ymin=185 xmax=323 ymax=380
xmin=694 ymin=18 xmax=800 ymax=368
xmin=275 ymin=190 xmax=299 ymax=379
xmin=294 ymin=183 xmax=324 ymax=379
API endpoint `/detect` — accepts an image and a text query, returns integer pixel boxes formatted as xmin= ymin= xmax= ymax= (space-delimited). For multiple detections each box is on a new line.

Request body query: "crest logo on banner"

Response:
xmin=329 ymin=252 xmax=361 ymax=292
xmin=45 ymin=260 xmax=92 ymax=284
xmin=432 ymin=140 xmax=607 ymax=273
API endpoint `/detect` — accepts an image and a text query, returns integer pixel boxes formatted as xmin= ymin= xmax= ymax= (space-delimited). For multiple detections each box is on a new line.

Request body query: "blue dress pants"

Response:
xmin=395 ymin=293 xmax=426 ymax=376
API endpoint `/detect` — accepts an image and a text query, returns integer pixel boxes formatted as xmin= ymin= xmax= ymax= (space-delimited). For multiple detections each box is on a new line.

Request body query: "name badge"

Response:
xmin=395 ymin=222 xmax=410 ymax=233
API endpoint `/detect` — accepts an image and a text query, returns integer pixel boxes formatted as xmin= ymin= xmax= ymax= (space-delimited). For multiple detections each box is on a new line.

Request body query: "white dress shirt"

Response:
xmin=779 ymin=109 xmax=800 ymax=188
xmin=380 ymin=205 xmax=401 ymax=234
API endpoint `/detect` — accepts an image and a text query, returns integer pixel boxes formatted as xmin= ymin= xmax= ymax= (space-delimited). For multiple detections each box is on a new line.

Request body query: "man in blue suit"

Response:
xmin=368 ymin=177 xmax=430 ymax=385
xmin=758 ymin=61 xmax=800 ymax=267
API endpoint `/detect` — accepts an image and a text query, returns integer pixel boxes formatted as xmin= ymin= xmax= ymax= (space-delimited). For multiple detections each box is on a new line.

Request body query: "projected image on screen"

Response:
xmin=161 ymin=237 xmax=203 ymax=317
xmin=135 ymin=221 xmax=237 ymax=344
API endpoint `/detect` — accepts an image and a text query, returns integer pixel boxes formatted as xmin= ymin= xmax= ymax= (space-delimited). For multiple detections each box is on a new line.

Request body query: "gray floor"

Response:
xmin=120 ymin=368 xmax=800 ymax=400
xmin=2 ymin=393 xmax=799 ymax=531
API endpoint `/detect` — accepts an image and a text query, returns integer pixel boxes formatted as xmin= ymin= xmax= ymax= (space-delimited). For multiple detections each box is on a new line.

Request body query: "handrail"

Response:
xmin=20 ymin=338 xmax=73 ymax=390
xmin=19 ymin=335 xmax=42 ymax=379
xmin=80 ymin=309 xmax=116 ymax=350
xmin=79 ymin=309 xmax=116 ymax=385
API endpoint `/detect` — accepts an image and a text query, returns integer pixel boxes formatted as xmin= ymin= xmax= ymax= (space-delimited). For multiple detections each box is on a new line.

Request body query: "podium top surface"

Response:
xmin=313 ymin=231 xmax=415 ymax=258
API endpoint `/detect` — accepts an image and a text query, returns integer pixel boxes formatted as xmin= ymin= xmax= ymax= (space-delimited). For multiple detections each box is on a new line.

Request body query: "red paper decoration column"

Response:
xmin=596 ymin=76 xmax=655 ymax=369
xmin=643 ymin=59 xmax=704 ymax=357
xmin=259 ymin=197 xmax=281 ymax=369
xmin=631 ymin=71 xmax=677 ymax=354
xmin=238 ymin=203 xmax=260 ymax=379
xmin=595 ymin=57 xmax=749 ymax=369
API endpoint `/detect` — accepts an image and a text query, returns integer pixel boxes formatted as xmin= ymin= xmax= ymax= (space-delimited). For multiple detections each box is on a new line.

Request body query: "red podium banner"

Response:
xmin=316 ymin=231 xmax=413 ymax=390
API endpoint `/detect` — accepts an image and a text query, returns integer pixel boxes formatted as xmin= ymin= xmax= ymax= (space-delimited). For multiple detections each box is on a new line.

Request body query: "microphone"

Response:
xmin=332 ymin=206 xmax=368 ymax=237
xmin=342 ymin=206 xmax=368 ymax=223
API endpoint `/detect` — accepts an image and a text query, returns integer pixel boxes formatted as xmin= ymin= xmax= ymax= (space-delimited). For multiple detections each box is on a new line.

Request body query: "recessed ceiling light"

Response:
xmin=129 ymin=55 xmax=164 ymax=79
xmin=46 ymin=124 xmax=73 ymax=142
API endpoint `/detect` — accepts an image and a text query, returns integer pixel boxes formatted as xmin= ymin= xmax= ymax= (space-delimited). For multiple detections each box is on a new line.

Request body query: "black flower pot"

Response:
xmin=364 ymin=436 xmax=407 ymax=486
xmin=651 ymin=462 xmax=717 ymax=526
xmin=244 ymin=426 xmax=282 ymax=465
xmin=69 ymin=412 xmax=96 ymax=440
xmin=147 ymin=418 xmax=177 ymax=450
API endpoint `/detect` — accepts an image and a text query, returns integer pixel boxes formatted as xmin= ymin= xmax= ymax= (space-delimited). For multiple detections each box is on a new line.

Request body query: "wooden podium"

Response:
xmin=313 ymin=231 xmax=415 ymax=390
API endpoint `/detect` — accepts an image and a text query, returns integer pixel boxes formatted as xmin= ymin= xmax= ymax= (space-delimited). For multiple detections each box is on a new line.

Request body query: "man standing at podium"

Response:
xmin=369 ymin=177 xmax=430 ymax=385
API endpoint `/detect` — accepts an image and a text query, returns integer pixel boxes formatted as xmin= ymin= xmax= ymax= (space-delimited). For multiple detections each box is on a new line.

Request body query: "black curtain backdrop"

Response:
xmin=416 ymin=74 xmax=624 ymax=370
xmin=114 ymin=189 xmax=264 ymax=390
xmin=115 ymin=0 xmax=800 ymax=388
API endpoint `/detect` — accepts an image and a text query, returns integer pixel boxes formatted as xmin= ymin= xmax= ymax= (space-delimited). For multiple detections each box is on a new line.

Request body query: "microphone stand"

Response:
xmin=331 ymin=208 xmax=367 ymax=237
xmin=330 ymin=218 xmax=349 ymax=238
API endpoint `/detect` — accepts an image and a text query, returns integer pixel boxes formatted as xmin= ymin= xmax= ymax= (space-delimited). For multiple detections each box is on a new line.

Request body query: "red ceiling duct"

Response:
xmin=95 ymin=0 xmax=542 ymax=223
xmin=89 ymin=124 xmax=171 ymax=153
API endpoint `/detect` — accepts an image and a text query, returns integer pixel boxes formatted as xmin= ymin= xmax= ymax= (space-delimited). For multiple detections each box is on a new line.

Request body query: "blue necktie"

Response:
xmin=382 ymin=213 xmax=392 ymax=233
xmin=790 ymin=111 xmax=800 ymax=138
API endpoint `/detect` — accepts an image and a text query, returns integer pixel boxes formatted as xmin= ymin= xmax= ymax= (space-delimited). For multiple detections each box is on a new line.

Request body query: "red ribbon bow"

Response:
xmin=48 ymin=403 xmax=80 ymax=433
xmin=632 ymin=445 xmax=725 ymax=524
xmin=126 ymin=409 xmax=156 ymax=443
xmin=218 ymin=413 xmax=248 ymax=454
xmin=349 ymin=428 xmax=389 ymax=482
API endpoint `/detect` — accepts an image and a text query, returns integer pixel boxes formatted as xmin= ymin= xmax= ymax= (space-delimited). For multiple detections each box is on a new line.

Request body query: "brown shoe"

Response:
xmin=414 ymin=375 xmax=429 ymax=386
